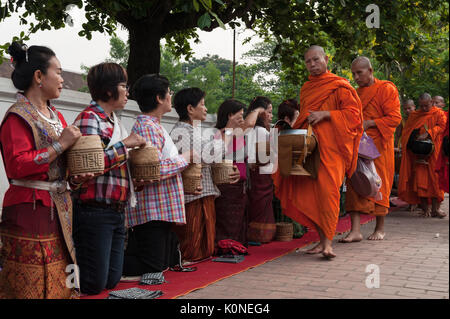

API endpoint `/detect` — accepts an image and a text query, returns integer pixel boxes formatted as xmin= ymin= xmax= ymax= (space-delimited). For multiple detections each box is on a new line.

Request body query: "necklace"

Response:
xmin=35 ymin=105 xmax=64 ymax=136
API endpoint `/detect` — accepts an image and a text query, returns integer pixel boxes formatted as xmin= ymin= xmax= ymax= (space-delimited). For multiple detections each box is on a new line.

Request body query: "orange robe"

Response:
xmin=398 ymin=106 xmax=447 ymax=203
xmin=436 ymin=111 xmax=449 ymax=193
xmin=346 ymin=79 xmax=402 ymax=216
xmin=273 ymin=71 xmax=363 ymax=240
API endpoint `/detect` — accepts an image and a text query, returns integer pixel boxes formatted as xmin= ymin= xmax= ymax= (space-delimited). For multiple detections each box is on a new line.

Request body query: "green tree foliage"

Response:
xmin=1 ymin=0 xmax=447 ymax=94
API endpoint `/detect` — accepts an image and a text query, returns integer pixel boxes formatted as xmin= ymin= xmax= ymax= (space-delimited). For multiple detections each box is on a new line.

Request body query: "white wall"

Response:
xmin=0 ymin=77 xmax=217 ymax=213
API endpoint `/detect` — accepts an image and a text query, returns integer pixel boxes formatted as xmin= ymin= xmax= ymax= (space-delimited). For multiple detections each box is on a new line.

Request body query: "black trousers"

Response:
xmin=122 ymin=220 xmax=179 ymax=276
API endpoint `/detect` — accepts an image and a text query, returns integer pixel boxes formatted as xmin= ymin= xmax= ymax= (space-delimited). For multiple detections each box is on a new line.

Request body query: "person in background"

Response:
xmin=213 ymin=99 xmax=265 ymax=247
xmin=0 ymin=42 xmax=81 ymax=298
xmin=245 ymin=96 xmax=276 ymax=244
xmin=72 ymin=62 xmax=146 ymax=295
xmin=398 ymin=93 xmax=447 ymax=218
xmin=274 ymin=99 xmax=300 ymax=130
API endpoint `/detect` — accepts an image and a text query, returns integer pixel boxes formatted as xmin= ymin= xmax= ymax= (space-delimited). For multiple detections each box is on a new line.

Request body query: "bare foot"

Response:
xmin=306 ymin=243 xmax=324 ymax=254
xmin=322 ymin=246 xmax=336 ymax=259
xmin=418 ymin=207 xmax=432 ymax=218
xmin=367 ymin=230 xmax=385 ymax=240
xmin=431 ymin=209 xmax=447 ymax=219
xmin=339 ymin=231 xmax=363 ymax=243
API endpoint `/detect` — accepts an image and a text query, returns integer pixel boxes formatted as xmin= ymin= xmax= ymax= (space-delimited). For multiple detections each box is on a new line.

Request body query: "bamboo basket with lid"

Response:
xmin=67 ymin=135 xmax=104 ymax=176
xmin=211 ymin=159 xmax=234 ymax=185
xmin=129 ymin=145 xmax=160 ymax=181
xmin=182 ymin=163 xmax=202 ymax=194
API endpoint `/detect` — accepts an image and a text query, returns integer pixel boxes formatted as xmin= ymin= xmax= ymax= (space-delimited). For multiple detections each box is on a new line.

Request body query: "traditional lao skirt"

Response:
xmin=0 ymin=203 xmax=77 ymax=299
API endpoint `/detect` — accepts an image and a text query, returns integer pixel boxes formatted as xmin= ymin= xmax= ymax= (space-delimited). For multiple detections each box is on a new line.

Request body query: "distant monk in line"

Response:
xmin=432 ymin=96 xmax=446 ymax=109
xmin=394 ymin=99 xmax=416 ymax=152
xmin=273 ymin=45 xmax=363 ymax=258
xmin=340 ymin=56 xmax=401 ymax=243
xmin=398 ymin=93 xmax=447 ymax=218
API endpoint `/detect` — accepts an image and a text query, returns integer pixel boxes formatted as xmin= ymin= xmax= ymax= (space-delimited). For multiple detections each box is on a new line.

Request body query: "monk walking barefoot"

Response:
xmin=343 ymin=57 xmax=401 ymax=243
xmin=339 ymin=212 xmax=363 ymax=243
xmin=398 ymin=94 xmax=446 ymax=217
xmin=273 ymin=45 xmax=363 ymax=260
xmin=367 ymin=216 xmax=386 ymax=240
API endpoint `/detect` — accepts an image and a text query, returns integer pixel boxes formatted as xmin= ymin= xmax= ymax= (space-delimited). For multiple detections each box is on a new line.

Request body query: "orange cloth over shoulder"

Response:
xmin=436 ymin=111 xmax=449 ymax=193
xmin=346 ymin=78 xmax=402 ymax=216
xmin=272 ymin=71 xmax=363 ymax=240
xmin=398 ymin=106 xmax=447 ymax=203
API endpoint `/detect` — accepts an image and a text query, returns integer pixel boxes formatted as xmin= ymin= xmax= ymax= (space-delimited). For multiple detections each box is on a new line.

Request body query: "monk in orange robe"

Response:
xmin=272 ymin=45 xmax=363 ymax=258
xmin=398 ymin=93 xmax=447 ymax=218
xmin=432 ymin=96 xmax=446 ymax=109
xmin=340 ymin=57 xmax=401 ymax=243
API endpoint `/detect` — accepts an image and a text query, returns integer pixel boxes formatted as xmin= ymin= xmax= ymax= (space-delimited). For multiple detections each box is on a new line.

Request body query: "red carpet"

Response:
xmin=81 ymin=214 xmax=375 ymax=299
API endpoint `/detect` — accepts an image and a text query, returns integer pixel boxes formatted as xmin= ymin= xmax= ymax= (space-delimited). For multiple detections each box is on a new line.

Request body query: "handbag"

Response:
xmin=358 ymin=133 xmax=381 ymax=160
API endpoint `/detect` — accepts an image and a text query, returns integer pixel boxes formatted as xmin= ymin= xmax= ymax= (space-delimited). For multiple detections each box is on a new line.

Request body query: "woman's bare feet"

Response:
xmin=339 ymin=231 xmax=363 ymax=243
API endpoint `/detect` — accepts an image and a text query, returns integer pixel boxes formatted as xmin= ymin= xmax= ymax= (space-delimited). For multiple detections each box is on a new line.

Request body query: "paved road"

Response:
xmin=179 ymin=195 xmax=449 ymax=299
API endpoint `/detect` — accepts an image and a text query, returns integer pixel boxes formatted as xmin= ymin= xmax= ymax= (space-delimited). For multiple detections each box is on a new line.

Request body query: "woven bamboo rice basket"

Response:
xmin=67 ymin=135 xmax=104 ymax=176
xmin=182 ymin=163 xmax=202 ymax=194
xmin=275 ymin=222 xmax=294 ymax=242
xmin=129 ymin=145 xmax=160 ymax=181
xmin=211 ymin=160 xmax=233 ymax=185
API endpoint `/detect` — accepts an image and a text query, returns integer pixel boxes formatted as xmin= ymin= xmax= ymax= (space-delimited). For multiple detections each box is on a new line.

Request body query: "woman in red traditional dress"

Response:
xmin=0 ymin=42 xmax=81 ymax=298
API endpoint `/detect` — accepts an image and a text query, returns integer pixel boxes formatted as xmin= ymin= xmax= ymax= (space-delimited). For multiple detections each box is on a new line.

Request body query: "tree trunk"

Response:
xmin=127 ymin=22 xmax=162 ymax=95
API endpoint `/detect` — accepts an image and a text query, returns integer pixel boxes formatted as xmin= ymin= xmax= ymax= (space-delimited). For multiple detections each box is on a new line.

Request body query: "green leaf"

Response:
xmin=209 ymin=10 xmax=225 ymax=29
xmin=193 ymin=0 xmax=199 ymax=12
xmin=198 ymin=12 xmax=211 ymax=29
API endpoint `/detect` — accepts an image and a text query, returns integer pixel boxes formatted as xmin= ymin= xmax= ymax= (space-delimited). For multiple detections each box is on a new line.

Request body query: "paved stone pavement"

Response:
xmin=179 ymin=195 xmax=449 ymax=299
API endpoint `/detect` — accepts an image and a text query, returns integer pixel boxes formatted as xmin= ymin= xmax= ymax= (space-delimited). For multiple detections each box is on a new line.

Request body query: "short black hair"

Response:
xmin=277 ymin=99 xmax=299 ymax=122
xmin=245 ymin=96 xmax=272 ymax=127
xmin=87 ymin=62 xmax=127 ymax=102
xmin=215 ymin=99 xmax=246 ymax=130
xmin=173 ymin=87 xmax=206 ymax=121
xmin=132 ymin=74 xmax=170 ymax=113
xmin=8 ymin=42 xmax=56 ymax=91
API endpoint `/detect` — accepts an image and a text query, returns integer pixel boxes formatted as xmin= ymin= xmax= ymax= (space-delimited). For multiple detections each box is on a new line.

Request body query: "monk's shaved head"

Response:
xmin=351 ymin=56 xmax=374 ymax=87
xmin=418 ymin=93 xmax=432 ymax=112
xmin=403 ymin=99 xmax=416 ymax=117
xmin=351 ymin=56 xmax=372 ymax=69
xmin=432 ymin=95 xmax=445 ymax=108
xmin=418 ymin=93 xmax=432 ymax=102
xmin=304 ymin=45 xmax=326 ymax=58
xmin=304 ymin=45 xmax=329 ymax=76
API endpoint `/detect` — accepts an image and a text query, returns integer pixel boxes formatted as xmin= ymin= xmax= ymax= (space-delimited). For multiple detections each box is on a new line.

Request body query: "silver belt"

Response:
xmin=10 ymin=179 xmax=68 ymax=194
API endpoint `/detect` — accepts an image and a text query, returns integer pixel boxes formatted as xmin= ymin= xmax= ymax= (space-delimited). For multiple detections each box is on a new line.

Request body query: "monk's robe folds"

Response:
xmin=398 ymin=106 xmax=447 ymax=204
xmin=273 ymin=71 xmax=363 ymax=240
xmin=346 ymin=78 xmax=402 ymax=216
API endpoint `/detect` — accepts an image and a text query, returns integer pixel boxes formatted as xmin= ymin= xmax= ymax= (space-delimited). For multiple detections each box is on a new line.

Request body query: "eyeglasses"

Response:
xmin=119 ymin=84 xmax=129 ymax=91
